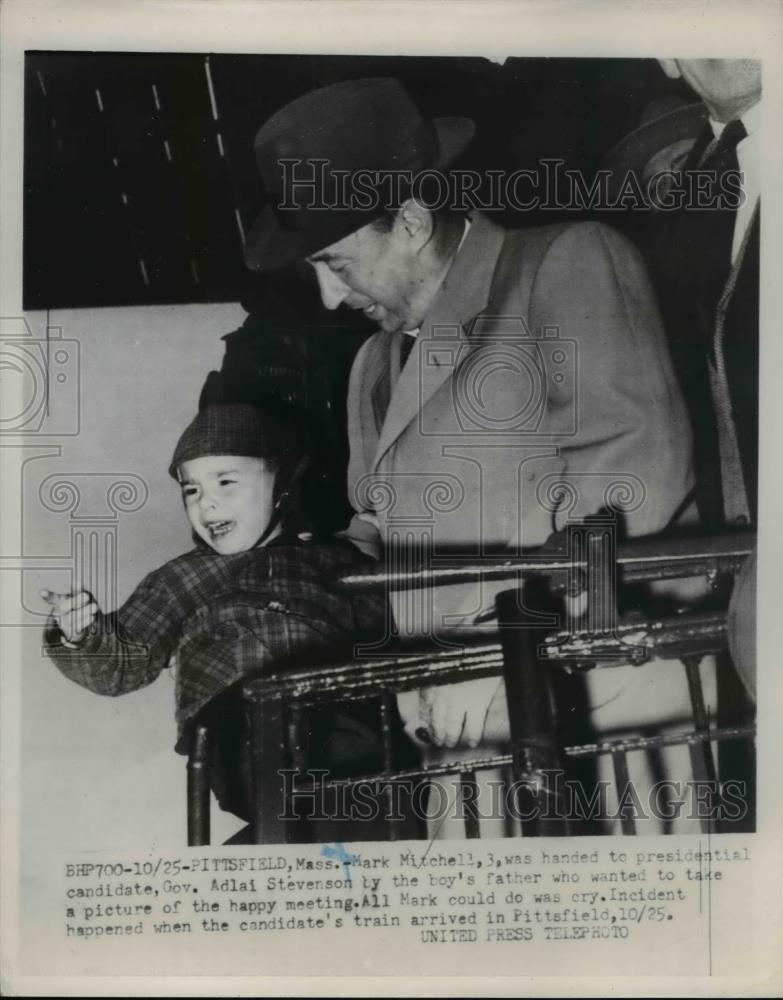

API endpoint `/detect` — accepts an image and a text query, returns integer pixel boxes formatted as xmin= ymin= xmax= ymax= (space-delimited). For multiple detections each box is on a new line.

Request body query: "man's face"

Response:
xmin=658 ymin=59 xmax=761 ymax=121
xmin=307 ymin=217 xmax=424 ymax=334
xmin=179 ymin=455 xmax=276 ymax=554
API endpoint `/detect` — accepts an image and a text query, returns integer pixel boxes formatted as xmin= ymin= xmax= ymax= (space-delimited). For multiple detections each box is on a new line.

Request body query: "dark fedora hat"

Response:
xmin=244 ymin=77 xmax=476 ymax=272
xmin=602 ymin=99 xmax=708 ymax=201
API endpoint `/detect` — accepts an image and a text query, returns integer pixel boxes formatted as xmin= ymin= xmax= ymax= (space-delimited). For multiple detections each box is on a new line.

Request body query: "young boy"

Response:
xmin=42 ymin=404 xmax=388 ymax=825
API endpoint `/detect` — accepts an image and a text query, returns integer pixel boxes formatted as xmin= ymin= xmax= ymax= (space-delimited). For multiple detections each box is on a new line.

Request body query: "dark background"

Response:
xmin=24 ymin=53 xmax=693 ymax=312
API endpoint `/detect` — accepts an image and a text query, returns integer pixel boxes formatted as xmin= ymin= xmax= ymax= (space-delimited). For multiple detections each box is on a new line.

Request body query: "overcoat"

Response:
xmin=344 ymin=212 xmax=694 ymax=637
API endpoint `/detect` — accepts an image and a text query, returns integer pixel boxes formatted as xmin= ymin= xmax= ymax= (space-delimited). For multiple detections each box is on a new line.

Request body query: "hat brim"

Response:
xmin=603 ymin=102 xmax=708 ymax=180
xmin=244 ymin=115 xmax=476 ymax=273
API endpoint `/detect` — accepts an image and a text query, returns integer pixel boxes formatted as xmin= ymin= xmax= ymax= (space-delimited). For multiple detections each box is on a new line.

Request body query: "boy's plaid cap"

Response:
xmin=169 ymin=404 xmax=288 ymax=479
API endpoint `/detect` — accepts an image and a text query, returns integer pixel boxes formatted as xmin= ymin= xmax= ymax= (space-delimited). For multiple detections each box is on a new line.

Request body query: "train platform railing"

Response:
xmin=187 ymin=523 xmax=756 ymax=845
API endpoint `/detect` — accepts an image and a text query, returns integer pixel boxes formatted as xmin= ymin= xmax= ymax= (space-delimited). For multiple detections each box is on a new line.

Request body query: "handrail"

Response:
xmin=191 ymin=530 xmax=755 ymax=845
xmin=335 ymin=530 xmax=754 ymax=593
xmin=242 ymin=610 xmax=729 ymax=705
xmin=271 ymin=724 xmax=756 ymax=789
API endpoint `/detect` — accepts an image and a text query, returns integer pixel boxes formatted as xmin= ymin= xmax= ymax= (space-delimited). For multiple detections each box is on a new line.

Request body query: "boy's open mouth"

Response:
xmin=205 ymin=520 xmax=234 ymax=538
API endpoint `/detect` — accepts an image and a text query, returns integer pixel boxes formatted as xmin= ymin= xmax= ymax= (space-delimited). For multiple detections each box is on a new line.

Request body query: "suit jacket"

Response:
xmin=343 ymin=212 xmax=694 ymax=637
xmin=648 ymin=123 xmax=759 ymax=527
xmin=722 ymin=209 xmax=759 ymax=520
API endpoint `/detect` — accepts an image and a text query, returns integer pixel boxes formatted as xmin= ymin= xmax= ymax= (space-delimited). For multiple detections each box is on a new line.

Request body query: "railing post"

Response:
xmin=495 ymin=586 xmax=569 ymax=836
xmin=245 ymin=688 xmax=290 ymax=844
xmin=187 ymin=723 xmax=211 ymax=847
xmin=287 ymin=703 xmax=317 ymax=843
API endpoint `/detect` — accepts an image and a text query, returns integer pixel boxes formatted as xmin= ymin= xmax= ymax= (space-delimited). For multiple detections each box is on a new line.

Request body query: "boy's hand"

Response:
xmin=40 ymin=589 xmax=99 ymax=644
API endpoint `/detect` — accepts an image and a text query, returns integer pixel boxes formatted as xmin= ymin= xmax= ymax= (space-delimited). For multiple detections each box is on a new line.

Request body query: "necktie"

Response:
xmin=696 ymin=117 xmax=747 ymax=169
xmin=399 ymin=332 xmax=415 ymax=371
xmin=691 ymin=118 xmax=747 ymax=328
xmin=655 ymin=118 xmax=750 ymax=530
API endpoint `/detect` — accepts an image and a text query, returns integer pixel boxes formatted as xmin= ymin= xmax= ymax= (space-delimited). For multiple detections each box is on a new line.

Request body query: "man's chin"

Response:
xmin=376 ymin=312 xmax=406 ymax=335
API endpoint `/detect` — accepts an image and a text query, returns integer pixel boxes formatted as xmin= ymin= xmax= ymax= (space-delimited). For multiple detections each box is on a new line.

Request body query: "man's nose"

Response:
xmin=313 ymin=262 xmax=350 ymax=311
xmin=199 ymin=491 xmax=217 ymax=510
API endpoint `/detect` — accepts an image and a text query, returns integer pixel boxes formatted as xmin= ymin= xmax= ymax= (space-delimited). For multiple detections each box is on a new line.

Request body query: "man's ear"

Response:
xmin=396 ymin=199 xmax=433 ymax=247
xmin=658 ymin=59 xmax=682 ymax=81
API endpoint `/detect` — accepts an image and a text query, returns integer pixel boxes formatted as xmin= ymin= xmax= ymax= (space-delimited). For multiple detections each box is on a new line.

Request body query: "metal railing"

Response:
xmin=187 ymin=526 xmax=756 ymax=845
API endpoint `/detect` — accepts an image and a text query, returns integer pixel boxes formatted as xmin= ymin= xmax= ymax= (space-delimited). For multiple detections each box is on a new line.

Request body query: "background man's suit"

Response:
xmin=646 ymin=109 xmax=760 ymax=815
xmin=648 ymin=121 xmax=759 ymax=530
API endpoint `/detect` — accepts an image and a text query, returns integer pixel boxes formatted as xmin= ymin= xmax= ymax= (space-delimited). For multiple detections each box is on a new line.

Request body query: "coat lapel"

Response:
xmin=372 ymin=214 xmax=507 ymax=468
xmin=369 ymin=331 xmax=400 ymax=435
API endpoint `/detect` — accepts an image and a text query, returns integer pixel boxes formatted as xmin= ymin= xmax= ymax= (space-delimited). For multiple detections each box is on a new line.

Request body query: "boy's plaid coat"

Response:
xmin=44 ymin=537 xmax=386 ymax=742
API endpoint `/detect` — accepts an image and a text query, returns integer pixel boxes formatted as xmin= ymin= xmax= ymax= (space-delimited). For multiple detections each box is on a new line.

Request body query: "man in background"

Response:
xmin=652 ymin=59 xmax=760 ymax=701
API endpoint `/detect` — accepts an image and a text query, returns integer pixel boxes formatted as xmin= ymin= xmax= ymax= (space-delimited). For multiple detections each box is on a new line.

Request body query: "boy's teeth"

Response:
xmin=208 ymin=521 xmax=233 ymax=536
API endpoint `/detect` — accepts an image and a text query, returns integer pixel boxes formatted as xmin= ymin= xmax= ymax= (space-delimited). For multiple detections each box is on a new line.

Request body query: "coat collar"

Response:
xmin=373 ymin=213 xmax=507 ymax=467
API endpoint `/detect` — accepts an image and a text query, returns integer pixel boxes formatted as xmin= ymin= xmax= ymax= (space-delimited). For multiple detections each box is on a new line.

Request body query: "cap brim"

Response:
xmin=244 ymin=115 xmax=476 ymax=272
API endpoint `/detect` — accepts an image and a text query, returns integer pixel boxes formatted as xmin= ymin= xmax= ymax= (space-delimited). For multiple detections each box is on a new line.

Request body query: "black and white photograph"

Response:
xmin=2 ymin=0 xmax=782 ymax=993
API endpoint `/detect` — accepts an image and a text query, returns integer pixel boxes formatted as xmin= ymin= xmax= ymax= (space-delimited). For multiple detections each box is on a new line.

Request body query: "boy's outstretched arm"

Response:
xmin=41 ymin=569 xmax=181 ymax=697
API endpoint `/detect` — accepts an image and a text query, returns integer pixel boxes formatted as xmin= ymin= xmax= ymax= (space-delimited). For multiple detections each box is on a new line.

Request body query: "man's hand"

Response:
xmin=40 ymin=589 xmax=98 ymax=644
xmin=409 ymin=677 xmax=504 ymax=750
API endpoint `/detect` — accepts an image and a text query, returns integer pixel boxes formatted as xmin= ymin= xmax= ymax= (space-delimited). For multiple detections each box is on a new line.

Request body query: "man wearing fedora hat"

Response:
xmin=245 ymin=77 xmax=705 ymax=834
xmin=642 ymin=60 xmax=761 ymax=830
xmin=656 ymin=60 xmax=759 ymax=701
xmin=651 ymin=60 xmax=760 ymax=534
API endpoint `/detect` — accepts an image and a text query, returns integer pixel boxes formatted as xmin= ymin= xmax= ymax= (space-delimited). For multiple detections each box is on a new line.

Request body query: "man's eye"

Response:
xmin=219 ymin=478 xmax=237 ymax=487
xmin=182 ymin=487 xmax=198 ymax=499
